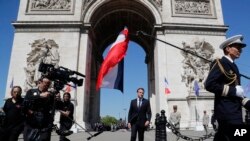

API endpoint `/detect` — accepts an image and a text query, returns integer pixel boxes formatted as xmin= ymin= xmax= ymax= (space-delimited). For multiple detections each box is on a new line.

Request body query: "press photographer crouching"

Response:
xmin=58 ymin=92 xmax=74 ymax=141
xmin=22 ymin=76 xmax=61 ymax=141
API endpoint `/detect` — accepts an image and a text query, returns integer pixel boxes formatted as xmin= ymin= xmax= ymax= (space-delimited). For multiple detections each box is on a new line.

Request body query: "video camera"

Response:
xmin=38 ymin=62 xmax=85 ymax=91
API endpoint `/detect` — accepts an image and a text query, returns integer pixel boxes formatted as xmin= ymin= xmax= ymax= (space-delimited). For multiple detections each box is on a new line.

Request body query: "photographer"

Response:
xmin=22 ymin=77 xmax=59 ymax=141
xmin=0 ymin=86 xmax=24 ymax=141
xmin=59 ymin=92 xmax=74 ymax=141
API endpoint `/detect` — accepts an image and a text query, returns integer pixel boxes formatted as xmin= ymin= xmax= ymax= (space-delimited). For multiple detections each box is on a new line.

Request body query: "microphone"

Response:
xmin=72 ymin=71 xmax=86 ymax=78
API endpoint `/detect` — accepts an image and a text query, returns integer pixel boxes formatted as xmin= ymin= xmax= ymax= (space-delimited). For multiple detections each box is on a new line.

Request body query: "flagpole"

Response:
xmin=195 ymin=95 xmax=198 ymax=128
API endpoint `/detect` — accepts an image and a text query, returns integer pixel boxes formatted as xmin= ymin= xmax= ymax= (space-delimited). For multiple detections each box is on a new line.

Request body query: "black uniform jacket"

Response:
xmin=23 ymin=88 xmax=54 ymax=128
xmin=128 ymin=98 xmax=151 ymax=126
xmin=205 ymin=56 xmax=242 ymax=122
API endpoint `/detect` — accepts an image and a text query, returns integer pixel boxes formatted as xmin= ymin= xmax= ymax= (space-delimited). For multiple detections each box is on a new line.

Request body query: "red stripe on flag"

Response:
xmin=165 ymin=78 xmax=171 ymax=95
xmin=96 ymin=27 xmax=129 ymax=90
xmin=165 ymin=88 xmax=171 ymax=94
xmin=65 ymin=84 xmax=71 ymax=93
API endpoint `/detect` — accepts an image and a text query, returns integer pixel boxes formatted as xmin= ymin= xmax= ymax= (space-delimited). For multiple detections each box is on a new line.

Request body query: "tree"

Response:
xmin=101 ymin=115 xmax=118 ymax=126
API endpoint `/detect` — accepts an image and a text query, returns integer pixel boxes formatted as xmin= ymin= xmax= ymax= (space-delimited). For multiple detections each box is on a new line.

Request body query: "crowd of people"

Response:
xmin=0 ymin=77 xmax=75 ymax=141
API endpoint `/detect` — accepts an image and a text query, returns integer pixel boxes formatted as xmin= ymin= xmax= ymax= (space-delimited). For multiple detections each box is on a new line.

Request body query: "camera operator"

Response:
xmin=22 ymin=76 xmax=60 ymax=141
xmin=0 ymin=86 xmax=24 ymax=141
xmin=58 ymin=92 xmax=74 ymax=141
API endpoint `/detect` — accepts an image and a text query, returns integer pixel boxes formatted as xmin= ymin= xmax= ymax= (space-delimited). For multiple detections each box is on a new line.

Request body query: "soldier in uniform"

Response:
xmin=202 ymin=110 xmax=209 ymax=136
xmin=205 ymin=35 xmax=247 ymax=141
xmin=169 ymin=105 xmax=181 ymax=141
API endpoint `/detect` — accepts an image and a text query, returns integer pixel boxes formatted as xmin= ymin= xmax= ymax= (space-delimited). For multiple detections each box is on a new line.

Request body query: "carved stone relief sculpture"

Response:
xmin=174 ymin=0 xmax=210 ymax=14
xmin=172 ymin=0 xmax=216 ymax=18
xmin=31 ymin=0 xmax=71 ymax=10
xmin=152 ymin=0 xmax=162 ymax=10
xmin=24 ymin=39 xmax=60 ymax=92
xmin=180 ymin=38 xmax=214 ymax=91
xmin=151 ymin=0 xmax=163 ymax=11
xmin=27 ymin=0 xmax=75 ymax=14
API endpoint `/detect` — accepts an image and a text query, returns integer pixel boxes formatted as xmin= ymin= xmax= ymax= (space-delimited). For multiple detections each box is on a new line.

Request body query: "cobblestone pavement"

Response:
xmin=18 ymin=129 xmax=215 ymax=141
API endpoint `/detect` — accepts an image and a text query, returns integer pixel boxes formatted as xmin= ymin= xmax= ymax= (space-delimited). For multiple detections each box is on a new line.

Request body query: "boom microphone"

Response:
xmin=136 ymin=30 xmax=250 ymax=80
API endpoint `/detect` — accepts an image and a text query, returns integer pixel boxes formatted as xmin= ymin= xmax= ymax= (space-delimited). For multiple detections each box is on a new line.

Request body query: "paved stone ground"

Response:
xmin=18 ymin=129 xmax=215 ymax=141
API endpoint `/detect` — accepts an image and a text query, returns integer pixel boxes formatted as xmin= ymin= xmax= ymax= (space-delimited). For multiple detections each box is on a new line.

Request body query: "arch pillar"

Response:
xmin=150 ymin=29 xmax=169 ymax=122
xmin=75 ymin=26 xmax=102 ymax=129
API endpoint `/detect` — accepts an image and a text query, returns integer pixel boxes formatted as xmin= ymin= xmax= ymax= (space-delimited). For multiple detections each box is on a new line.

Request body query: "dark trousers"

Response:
xmin=203 ymin=124 xmax=208 ymax=136
xmin=23 ymin=123 xmax=51 ymax=141
xmin=59 ymin=121 xmax=73 ymax=141
xmin=214 ymin=119 xmax=243 ymax=141
xmin=0 ymin=123 xmax=23 ymax=141
xmin=130 ymin=122 xmax=145 ymax=141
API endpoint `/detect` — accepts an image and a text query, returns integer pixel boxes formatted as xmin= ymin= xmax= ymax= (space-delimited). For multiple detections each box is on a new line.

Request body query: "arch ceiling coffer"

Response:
xmin=87 ymin=0 xmax=157 ymax=63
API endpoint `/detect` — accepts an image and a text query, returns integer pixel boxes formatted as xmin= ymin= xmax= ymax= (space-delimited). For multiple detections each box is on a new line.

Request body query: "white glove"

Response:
xmin=236 ymin=85 xmax=244 ymax=98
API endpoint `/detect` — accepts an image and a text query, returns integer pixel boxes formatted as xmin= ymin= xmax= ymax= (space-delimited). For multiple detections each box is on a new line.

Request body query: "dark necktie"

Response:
xmin=139 ymin=99 xmax=142 ymax=108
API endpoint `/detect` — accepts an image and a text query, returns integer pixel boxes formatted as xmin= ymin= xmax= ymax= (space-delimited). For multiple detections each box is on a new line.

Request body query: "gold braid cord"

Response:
xmin=210 ymin=58 xmax=237 ymax=85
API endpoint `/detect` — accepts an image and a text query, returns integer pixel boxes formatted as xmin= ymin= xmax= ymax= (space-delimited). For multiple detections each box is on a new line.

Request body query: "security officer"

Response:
xmin=169 ymin=105 xmax=181 ymax=141
xmin=205 ymin=35 xmax=246 ymax=141
xmin=0 ymin=86 xmax=24 ymax=141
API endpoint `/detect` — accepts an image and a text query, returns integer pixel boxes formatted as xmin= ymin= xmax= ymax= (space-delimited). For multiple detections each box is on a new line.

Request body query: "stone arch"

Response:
xmin=82 ymin=0 xmax=162 ymax=25
xmin=82 ymin=0 xmax=161 ymax=124
xmin=84 ymin=0 xmax=162 ymax=63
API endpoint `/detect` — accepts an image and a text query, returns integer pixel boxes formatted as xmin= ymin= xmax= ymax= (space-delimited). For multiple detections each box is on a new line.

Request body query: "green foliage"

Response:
xmin=101 ymin=115 xmax=118 ymax=126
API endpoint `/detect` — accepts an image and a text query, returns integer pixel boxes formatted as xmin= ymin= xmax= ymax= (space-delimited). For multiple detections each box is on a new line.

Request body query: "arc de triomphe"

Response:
xmin=6 ymin=0 xmax=227 ymax=129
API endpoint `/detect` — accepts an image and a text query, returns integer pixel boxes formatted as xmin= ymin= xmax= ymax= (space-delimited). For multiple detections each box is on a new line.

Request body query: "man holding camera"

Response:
xmin=22 ymin=77 xmax=57 ymax=141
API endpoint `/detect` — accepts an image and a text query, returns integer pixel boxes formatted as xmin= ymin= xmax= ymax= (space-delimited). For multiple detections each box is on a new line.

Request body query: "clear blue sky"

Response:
xmin=1 ymin=1 xmax=250 ymax=120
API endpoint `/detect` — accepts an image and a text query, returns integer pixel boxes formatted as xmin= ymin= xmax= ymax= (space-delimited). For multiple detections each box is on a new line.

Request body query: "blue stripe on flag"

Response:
xmin=114 ymin=59 xmax=124 ymax=92
xmin=102 ymin=59 xmax=124 ymax=92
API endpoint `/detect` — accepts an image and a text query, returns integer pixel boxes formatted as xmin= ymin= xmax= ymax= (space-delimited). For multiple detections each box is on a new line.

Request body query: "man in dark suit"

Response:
xmin=128 ymin=87 xmax=151 ymax=141
xmin=205 ymin=35 xmax=247 ymax=141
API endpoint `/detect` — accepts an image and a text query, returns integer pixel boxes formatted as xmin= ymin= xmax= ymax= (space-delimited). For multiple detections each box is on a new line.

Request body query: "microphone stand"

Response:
xmin=136 ymin=31 xmax=250 ymax=80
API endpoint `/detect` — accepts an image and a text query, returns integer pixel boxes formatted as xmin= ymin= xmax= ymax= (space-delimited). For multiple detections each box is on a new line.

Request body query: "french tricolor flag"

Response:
xmin=96 ymin=27 xmax=129 ymax=92
xmin=165 ymin=77 xmax=171 ymax=94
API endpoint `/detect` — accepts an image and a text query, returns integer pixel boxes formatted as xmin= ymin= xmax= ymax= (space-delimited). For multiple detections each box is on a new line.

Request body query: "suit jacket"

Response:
xmin=128 ymin=98 xmax=151 ymax=126
xmin=205 ymin=56 xmax=242 ymax=122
